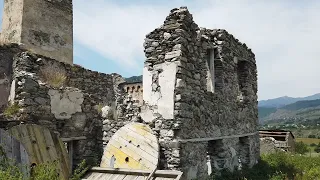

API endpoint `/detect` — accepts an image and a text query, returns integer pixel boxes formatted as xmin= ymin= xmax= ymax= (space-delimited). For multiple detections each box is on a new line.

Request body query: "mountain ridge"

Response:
xmin=258 ymin=93 xmax=320 ymax=108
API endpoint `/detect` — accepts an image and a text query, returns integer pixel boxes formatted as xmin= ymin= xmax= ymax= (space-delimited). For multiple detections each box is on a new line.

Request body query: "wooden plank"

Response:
xmin=110 ymin=134 xmax=158 ymax=168
xmin=101 ymin=123 xmax=159 ymax=171
xmin=177 ymin=132 xmax=258 ymax=143
xmin=116 ymin=129 xmax=158 ymax=157
xmin=68 ymin=141 xmax=74 ymax=173
xmin=9 ymin=124 xmax=71 ymax=180
xmin=61 ymin=136 xmax=87 ymax=142
xmin=146 ymin=168 xmax=157 ymax=180
xmin=122 ymin=175 xmax=140 ymax=180
xmin=87 ymin=167 xmax=183 ymax=178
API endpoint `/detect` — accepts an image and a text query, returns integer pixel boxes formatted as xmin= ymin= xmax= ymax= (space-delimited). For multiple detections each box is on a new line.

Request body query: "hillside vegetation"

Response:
xmin=258 ymin=94 xmax=320 ymax=124
xmin=209 ymin=152 xmax=320 ymax=180
xmin=125 ymin=75 xmax=142 ymax=83
xmin=258 ymin=93 xmax=320 ymax=108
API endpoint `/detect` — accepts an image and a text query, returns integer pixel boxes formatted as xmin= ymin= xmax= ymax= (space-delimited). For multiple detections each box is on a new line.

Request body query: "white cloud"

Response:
xmin=73 ymin=0 xmax=320 ymax=100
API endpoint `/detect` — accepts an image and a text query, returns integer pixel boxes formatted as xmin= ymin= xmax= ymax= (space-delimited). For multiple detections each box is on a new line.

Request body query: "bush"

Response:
xmin=295 ymin=141 xmax=309 ymax=155
xmin=310 ymin=143 xmax=317 ymax=147
xmin=209 ymin=152 xmax=320 ymax=180
xmin=308 ymin=135 xmax=316 ymax=138
xmin=0 ymin=145 xmax=89 ymax=180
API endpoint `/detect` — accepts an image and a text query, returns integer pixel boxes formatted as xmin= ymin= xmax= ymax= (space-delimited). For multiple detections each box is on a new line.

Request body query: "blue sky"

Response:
xmin=0 ymin=0 xmax=320 ymax=100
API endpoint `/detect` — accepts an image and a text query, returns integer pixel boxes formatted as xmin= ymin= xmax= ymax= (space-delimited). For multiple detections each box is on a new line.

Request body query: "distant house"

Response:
xmin=259 ymin=130 xmax=295 ymax=152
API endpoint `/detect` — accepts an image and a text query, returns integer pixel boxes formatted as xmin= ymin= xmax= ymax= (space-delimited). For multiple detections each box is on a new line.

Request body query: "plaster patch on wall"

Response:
xmin=48 ymin=88 xmax=83 ymax=119
xmin=0 ymin=77 xmax=11 ymax=109
xmin=8 ymin=80 xmax=15 ymax=104
xmin=143 ymin=62 xmax=177 ymax=119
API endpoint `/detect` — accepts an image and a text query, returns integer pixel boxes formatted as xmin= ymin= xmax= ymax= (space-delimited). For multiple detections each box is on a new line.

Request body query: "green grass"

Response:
xmin=3 ymin=103 xmax=20 ymax=117
xmin=296 ymin=138 xmax=320 ymax=145
xmin=208 ymin=151 xmax=320 ymax=180
xmin=0 ymin=144 xmax=89 ymax=180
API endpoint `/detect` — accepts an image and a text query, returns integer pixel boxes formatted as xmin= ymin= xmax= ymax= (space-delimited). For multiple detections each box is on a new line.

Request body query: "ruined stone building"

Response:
xmin=0 ymin=1 xmax=259 ymax=179
xmin=259 ymin=130 xmax=295 ymax=153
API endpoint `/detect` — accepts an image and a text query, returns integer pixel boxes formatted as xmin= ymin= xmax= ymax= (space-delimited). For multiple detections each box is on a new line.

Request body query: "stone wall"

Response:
xmin=0 ymin=44 xmax=124 ymax=167
xmin=0 ymin=44 xmax=21 ymax=112
xmin=1 ymin=0 xmax=73 ymax=64
xmin=142 ymin=7 xmax=259 ymax=179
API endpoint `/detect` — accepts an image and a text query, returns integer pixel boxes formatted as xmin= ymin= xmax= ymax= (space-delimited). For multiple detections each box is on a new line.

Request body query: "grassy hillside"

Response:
xmin=259 ymin=98 xmax=320 ymax=124
xmin=258 ymin=107 xmax=277 ymax=119
xmin=281 ymin=99 xmax=320 ymax=111
xmin=258 ymin=93 xmax=320 ymax=108
xmin=125 ymin=75 xmax=142 ymax=83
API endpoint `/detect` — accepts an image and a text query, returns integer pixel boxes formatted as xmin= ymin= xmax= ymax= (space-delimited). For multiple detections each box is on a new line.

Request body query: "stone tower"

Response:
xmin=0 ymin=0 xmax=73 ymax=64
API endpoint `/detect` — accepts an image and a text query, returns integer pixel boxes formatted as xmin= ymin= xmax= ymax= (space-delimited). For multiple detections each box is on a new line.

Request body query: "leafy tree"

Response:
xmin=308 ymin=134 xmax=316 ymax=138
xmin=294 ymin=141 xmax=309 ymax=155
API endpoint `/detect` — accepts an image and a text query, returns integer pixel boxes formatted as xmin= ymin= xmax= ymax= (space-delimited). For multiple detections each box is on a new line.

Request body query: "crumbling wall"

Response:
xmin=1 ymin=0 xmax=73 ymax=64
xmin=0 ymin=46 xmax=123 ymax=167
xmin=0 ymin=44 xmax=21 ymax=112
xmin=143 ymin=7 xmax=259 ymax=179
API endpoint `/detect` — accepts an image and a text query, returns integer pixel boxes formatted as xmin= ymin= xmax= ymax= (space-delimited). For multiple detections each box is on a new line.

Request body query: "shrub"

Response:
xmin=3 ymin=103 xmax=20 ymax=117
xmin=308 ymin=135 xmax=316 ymax=138
xmin=310 ymin=143 xmax=317 ymax=147
xmin=295 ymin=141 xmax=309 ymax=155
xmin=209 ymin=152 xmax=320 ymax=180
xmin=30 ymin=161 xmax=59 ymax=180
xmin=0 ymin=145 xmax=89 ymax=180
xmin=39 ymin=62 xmax=67 ymax=88
xmin=70 ymin=160 xmax=89 ymax=180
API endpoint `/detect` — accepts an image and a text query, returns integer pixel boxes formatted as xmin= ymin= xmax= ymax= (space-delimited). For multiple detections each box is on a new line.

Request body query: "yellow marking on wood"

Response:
xmin=107 ymin=145 xmax=146 ymax=169
xmin=108 ymin=136 xmax=156 ymax=169
xmin=101 ymin=123 xmax=159 ymax=170
xmin=117 ymin=129 xmax=158 ymax=157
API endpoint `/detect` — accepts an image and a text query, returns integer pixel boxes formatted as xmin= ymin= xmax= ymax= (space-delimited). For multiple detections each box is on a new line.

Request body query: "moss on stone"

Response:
xmin=4 ymin=103 xmax=20 ymax=117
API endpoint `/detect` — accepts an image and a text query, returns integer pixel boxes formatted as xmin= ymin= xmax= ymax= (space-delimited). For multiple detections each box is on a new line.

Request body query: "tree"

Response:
xmin=295 ymin=141 xmax=309 ymax=155
xmin=308 ymin=135 xmax=316 ymax=138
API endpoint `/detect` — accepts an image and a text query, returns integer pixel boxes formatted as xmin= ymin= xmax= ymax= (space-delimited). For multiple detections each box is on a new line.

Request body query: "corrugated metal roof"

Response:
xmin=82 ymin=167 xmax=183 ymax=180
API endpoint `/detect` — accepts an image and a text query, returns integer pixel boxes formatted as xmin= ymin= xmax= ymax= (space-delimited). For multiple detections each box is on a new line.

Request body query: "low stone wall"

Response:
xmin=0 ymin=44 xmax=125 ymax=167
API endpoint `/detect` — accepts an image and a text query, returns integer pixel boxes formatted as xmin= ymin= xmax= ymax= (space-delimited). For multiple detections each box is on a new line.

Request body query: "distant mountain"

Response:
xmin=258 ymin=93 xmax=320 ymax=108
xmin=259 ymin=98 xmax=320 ymax=124
xmin=258 ymin=107 xmax=277 ymax=119
xmin=125 ymin=75 xmax=142 ymax=83
xmin=281 ymin=99 xmax=320 ymax=111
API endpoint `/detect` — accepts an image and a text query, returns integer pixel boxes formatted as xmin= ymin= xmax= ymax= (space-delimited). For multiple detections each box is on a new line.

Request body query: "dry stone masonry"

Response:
xmin=0 ymin=2 xmax=260 ymax=179
xmin=141 ymin=7 xmax=260 ymax=179
xmin=0 ymin=46 xmax=124 ymax=167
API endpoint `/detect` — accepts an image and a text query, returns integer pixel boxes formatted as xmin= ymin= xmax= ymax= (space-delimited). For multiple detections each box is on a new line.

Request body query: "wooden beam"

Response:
xmin=68 ymin=141 xmax=74 ymax=174
xmin=61 ymin=136 xmax=86 ymax=142
xmin=146 ymin=167 xmax=157 ymax=180
xmin=177 ymin=132 xmax=258 ymax=143
xmin=88 ymin=167 xmax=183 ymax=178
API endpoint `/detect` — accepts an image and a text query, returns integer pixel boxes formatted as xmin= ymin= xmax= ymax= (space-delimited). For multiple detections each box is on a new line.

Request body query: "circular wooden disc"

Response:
xmin=101 ymin=122 xmax=159 ymax=170
xmin=9 ymin=124 xmax=71 ymax=180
